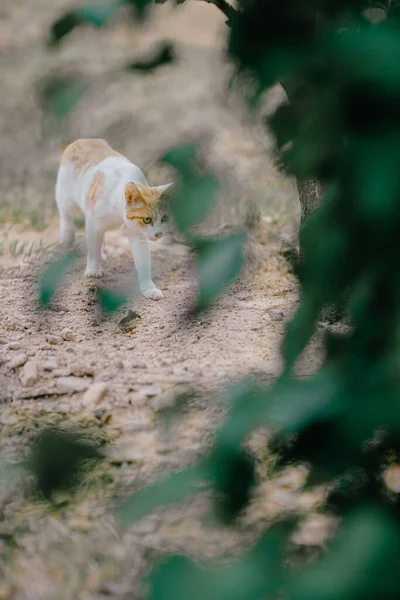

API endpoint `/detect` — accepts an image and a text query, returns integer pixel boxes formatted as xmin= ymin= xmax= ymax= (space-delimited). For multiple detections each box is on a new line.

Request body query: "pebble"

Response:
xmin=9 ymin=353 xmax=28 ymax=369
xmin=82 ymin=382 xmax=109 ymax=406
xmin=0 ymin=338 xmax=8 ymax=345
xmin=60 ymin=328 xmax=75 ymax=342
xmin=70 ymin=363 xmax=95 ymax=377
xmin=43 ymin=360 xmax=58 ymax=372
xmin=140 ymin=386 xmax=162 ymax=398
xmin=269 ymin=309 xmax=284 ymax=321
xmin=151 ymin=390 xmax=176 ymax=412
xmin=20 ymin=361 xmax=38 ymax=387
xmin=126 ymin=359 xmax=147 ymax=369
xmin=46 ymin=335 xmax=63 ymax=345
xmin=53 ymin=368 xmax=72 ymax=377
xmin=7 ymin=342 xmax=21 ymax=351
xmin=56 ymin=377 xmax=89 ymax=394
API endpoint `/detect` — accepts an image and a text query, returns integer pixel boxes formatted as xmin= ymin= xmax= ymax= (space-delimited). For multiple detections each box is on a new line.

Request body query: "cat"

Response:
xmin=56 ymin=138 xmax=173 ymax=300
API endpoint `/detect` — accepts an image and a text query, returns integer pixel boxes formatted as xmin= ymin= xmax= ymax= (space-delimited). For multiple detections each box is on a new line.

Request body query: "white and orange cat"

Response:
xmin=56 ymin=138 xmax=173 ymax=300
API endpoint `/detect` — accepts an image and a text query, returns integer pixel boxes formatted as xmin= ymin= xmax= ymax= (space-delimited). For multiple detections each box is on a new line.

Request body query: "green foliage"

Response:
xmin=25 ymin=427 xmax=102 ymax=499
xmin=162 ymin=144 xmax=219 ymax=234
xmin=96 ymin=286 xmax=129 ymax=313
xmin=44 ymin=0 xmax=400 ymax=598
xmin=163 ymin=144 xmax=245 ymax=310
xmin=126 ymin=41 xmax=176 ymax=72
xmin=194 ymin=233 xmax=245 ymax=311
xmin=48 ymin=0 xmax=154 ymax=47
xmin=116 ymin=465 xmax=205 ymax=526
xmin=38 ymin=250 xmax=77 ymax=307
xmin=109 ymin=3 xmax=400 ymax=600
xmin=149 ymin=522 xmax=293 ymax=600
xmin=39 ymin=75 xmax=87 ymax=120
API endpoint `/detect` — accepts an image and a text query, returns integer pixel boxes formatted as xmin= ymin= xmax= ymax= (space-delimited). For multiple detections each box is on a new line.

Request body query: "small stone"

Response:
xmin=56 ymin=377 xmax=89 ymax=394
xmin=20 ymin=361 xmax=38 ymax=387
xmin=151 ymin=390 xmax=176 ymax=412
xmin=268 ymin=309 xmax=284 ymax=321
xmin=383 ymin=464 xmax=400 ymax=493
xmin=53 ymin=368 xmax=72 ymax=377
xmin=126 ymin=359 xmax=147 ymax=369
xmin=60 ymin=328 xmax=75 ymax=342
xmin=83 ymin=382 xmax=109 ymax=406
xmin=70 ymin=363 xmax=95 ymax=377
xmin=46 ymin=335 xmax=63 ymax=345
xmin=9 ymin=353 xmax=28 ymax=369
xmin=140 ymin=385 xmax=162 ymax=398
xmin=0 ymin=338 xmax=8 ymax=345
xmin=43 ymin=360 xmax=58 ymax=372
xmin=7 ymin=342 xmax=21 ymax=351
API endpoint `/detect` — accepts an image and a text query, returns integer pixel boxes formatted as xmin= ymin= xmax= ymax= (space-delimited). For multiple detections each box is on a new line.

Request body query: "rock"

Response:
xmin=140 ymin=385 xmax=162 ymax=398
xmin=83 ymin=382 xmax=109 ymax=406
xmin=43 ymin=360 xmax=58 ymax=372
xmin=46 ymin=335 xmax=63 ymax=345
xmin=0 ymin=338 xmax=8 ymax=345
xmin=53 ymin=368 xmax=72 ymax=377
xmin=60 ymin=328 xmax=75 ymax=342
xmin=7 ymin=342 xmax=21 ymax=351
xmin=124 ymin=359 xmax=147 ymax=369
xmin=70 ymin=363 xmax=95 ymax=377
xmin=9 ymin=353 xmax=28 ymax=369
xmin=56 ymin=377 xmax=89 ymax=394
xmin=151 ymin=390 xmax=176 ymax=412
xmin=268 ymin=309 xmax=284 ymax=321
xmin=383 ymin=464 xmax=400 ymax=493
xmin=20 ymin=361 xmax=38 ymax=387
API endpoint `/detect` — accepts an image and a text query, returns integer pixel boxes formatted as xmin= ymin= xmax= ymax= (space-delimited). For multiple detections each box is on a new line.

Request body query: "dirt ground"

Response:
xmin=0 ymin=1 xmax=332 ymax=599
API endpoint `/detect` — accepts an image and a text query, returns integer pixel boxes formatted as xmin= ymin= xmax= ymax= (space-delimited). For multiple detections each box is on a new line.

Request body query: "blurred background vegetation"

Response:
xmin=3 ymin=1 xmax=400 ymax=599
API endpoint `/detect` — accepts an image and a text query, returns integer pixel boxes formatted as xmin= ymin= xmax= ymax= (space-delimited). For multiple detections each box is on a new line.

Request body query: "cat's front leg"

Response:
xmin=84 ymin=219 xmax=105 ymax=277
xmin=128 ymin=232 xmax=163 ymax=300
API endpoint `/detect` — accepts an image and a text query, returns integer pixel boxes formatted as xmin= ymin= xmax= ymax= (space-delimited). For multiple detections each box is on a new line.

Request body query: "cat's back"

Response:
xmin=60 ymin=138 xmax=130 ymax=176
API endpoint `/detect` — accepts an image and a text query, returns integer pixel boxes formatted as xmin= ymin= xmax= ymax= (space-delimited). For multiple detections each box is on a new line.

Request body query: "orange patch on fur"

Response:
xmin=88 ymin=171 xmax=105 ymax=209
xmin=125 ymin=182 xmax=161 ymax=224
xmin=61 ymin=139 xmax=128 ymax=178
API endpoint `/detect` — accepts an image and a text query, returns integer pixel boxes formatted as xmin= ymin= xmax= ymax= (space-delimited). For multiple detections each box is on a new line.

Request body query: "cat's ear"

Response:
xmin=125 ymin=182 xmax=140 ymax=207
xmin=157 ymin=182 xmax=174 ymax=196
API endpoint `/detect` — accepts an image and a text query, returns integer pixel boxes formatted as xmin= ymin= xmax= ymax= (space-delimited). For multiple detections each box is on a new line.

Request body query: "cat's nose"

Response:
xmin=155 ymin=232 xmax=162 ymax=238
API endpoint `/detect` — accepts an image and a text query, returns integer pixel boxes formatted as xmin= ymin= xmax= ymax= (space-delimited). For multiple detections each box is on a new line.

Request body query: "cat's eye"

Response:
xmin=161 ymin=214 xmax=169 ymax=223
xmin=143 ymin=217 xmax=153 ymax=225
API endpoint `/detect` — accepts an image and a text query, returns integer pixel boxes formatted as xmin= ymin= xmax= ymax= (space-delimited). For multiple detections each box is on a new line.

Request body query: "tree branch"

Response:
xmin=202 ymin=0 xmax=238 ymax=23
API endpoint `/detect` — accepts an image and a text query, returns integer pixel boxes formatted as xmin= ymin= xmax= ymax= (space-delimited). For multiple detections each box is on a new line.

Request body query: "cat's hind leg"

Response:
xmin=56 ymin=165 xmax=76 ymax=247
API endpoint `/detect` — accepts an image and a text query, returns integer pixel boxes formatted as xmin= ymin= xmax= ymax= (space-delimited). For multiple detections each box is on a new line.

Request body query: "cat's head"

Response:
xmin=124 ymin=182 xmax=173 ymax=240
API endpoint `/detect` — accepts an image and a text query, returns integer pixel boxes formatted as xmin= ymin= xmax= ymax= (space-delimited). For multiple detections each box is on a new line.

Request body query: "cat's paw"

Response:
xmin=84 ymin=266 xmax=103 ymax=278
xmin=141 ymin=287 xmax=163 ymax=300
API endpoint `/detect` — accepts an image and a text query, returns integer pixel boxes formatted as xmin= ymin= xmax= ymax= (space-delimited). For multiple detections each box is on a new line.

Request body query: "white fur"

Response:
xmin=55 ymin=155 xmax=173 ymax=300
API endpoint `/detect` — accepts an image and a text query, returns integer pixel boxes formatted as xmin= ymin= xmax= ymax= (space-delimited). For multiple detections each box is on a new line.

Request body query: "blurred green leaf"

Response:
xmin=290 ymin=505 xmax=400 ymax=600
xmin=78 ymin=1 xmax=121 ymax=27
xmin=195 ymin=233 xmax=245 ymax=311
xmin=126 ymin=41 xmax=176 ymax=72
xmin=49 ymin=1 xmax=121 ymax=46
xmin=116 ymin=464 xmax=206 ymax=527
xmin=163 ymin=145 xmax=218 ymax=233
xmin=26 ymin=427 xmax=102 ymax=499
xmin=97 ymin=287 xmax=129 ymax=313
xmin=210 ymin=446 xmax=256 ymax=523
xmin=38 ymin=250 xmax=77 ymax=307
xmin=48 ymin=11 xmax=82 ymax=47
xmin=39 ymin=75 xmax=87 ymax=119
xmin=149 ymin=521 xmax=293 ymax=600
